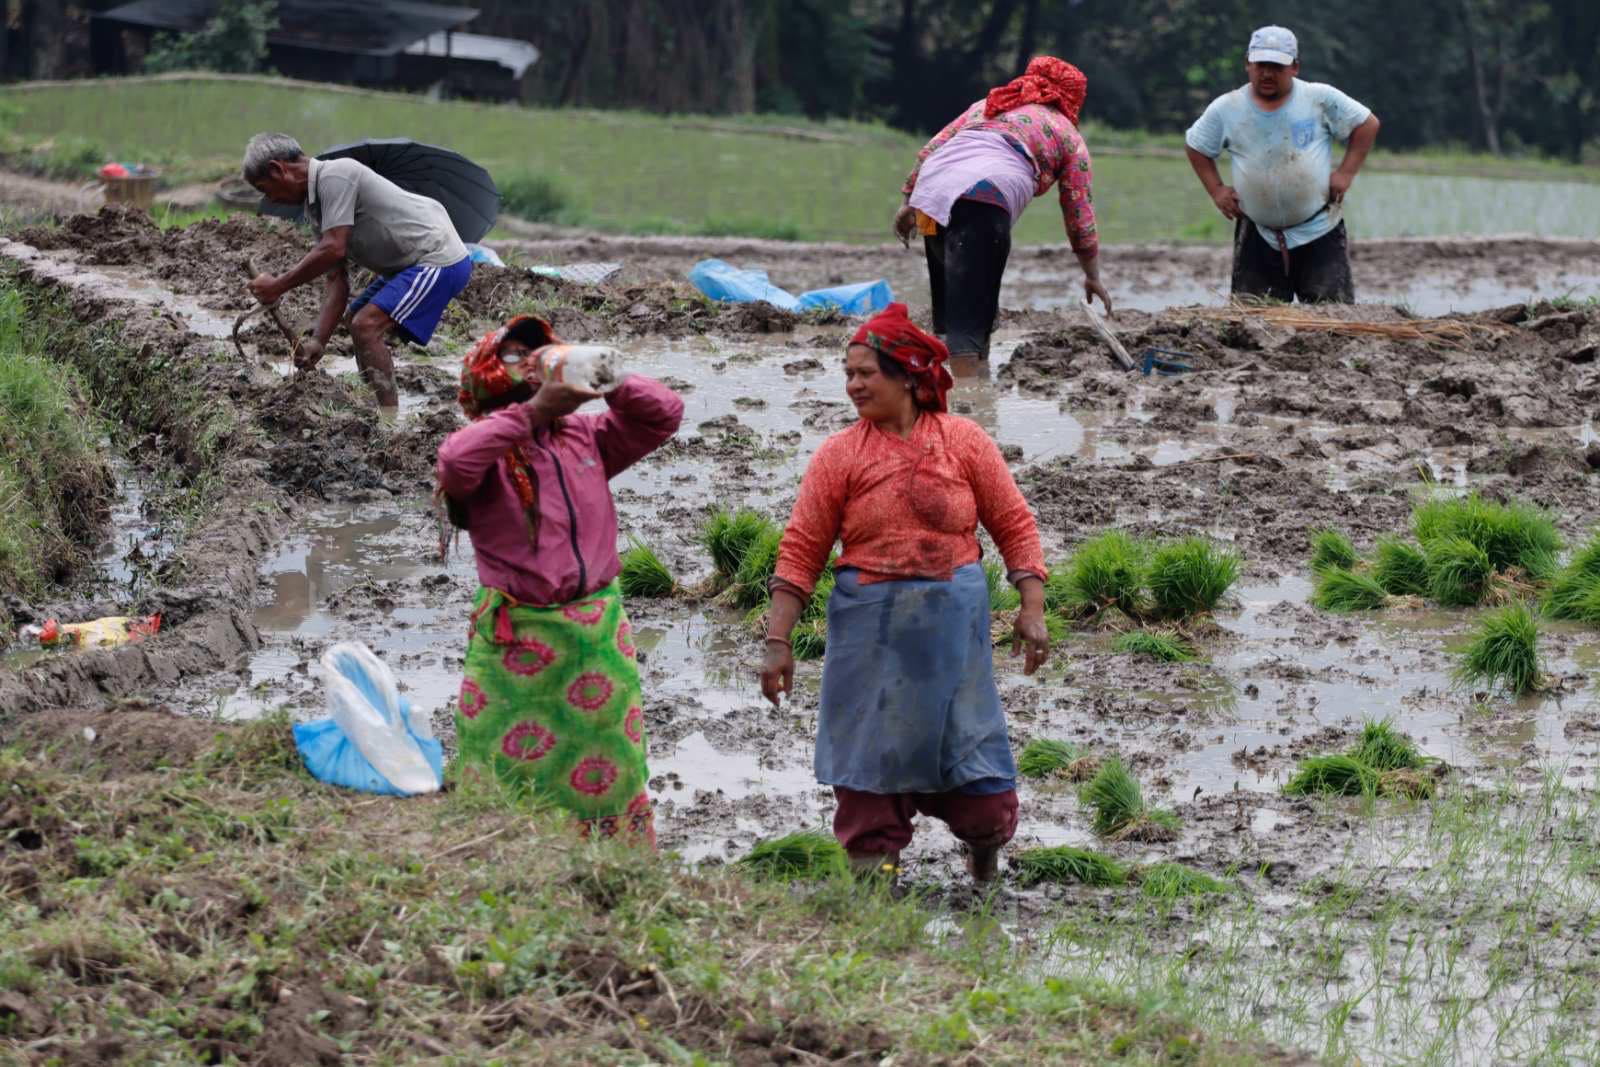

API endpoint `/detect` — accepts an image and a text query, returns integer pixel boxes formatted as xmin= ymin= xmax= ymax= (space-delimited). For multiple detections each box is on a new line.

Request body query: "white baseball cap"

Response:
xmin=1247 ymin=25 xmax=1298 ymax=65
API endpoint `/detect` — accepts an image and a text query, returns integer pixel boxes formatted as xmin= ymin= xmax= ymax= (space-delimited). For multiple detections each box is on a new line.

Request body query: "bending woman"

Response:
xmin=894 ymin=56 xmax=1111 ymax=363
xmin=437 ymin=316 xmax=683 ymax=843
xmin=759 ymin=304 xmax=1050 ymax=883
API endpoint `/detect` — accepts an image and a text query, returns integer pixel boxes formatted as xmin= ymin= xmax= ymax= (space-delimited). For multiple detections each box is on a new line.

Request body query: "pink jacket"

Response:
xmin=435 ymin=376 xmax=684 ymax=605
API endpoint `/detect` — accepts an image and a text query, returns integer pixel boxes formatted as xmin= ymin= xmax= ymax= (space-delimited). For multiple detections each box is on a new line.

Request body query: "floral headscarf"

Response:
xmin=850 ymin=303 xmax=954 ymax=413
xmin=984 ymin=56 xmax=1088 ymax=125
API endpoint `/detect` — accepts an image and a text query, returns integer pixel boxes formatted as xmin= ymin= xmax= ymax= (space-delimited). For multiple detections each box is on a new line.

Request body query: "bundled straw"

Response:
xmin=1186 ymin=301 xmax=1513 ymax=349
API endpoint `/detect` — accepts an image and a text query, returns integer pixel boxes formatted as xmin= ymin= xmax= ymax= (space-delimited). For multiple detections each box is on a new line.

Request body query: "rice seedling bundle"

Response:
xmin=1352 ymin=718 xmax=1425 ymax=772
xmin=1018 ymin=738 xmax=1081 ymax=779
xmin=1412 ymin=493 xmax=1561 ymax=581
xmin=1138 ymin=863 xmax=1229 ymax=900
xmin=1453 ymin=600 xmax=1543 ymax=695
xmin=1378 ymin=768 xmax=1435 ymax=799
xmin=1283 ymin=754 xmax=1379 ymax=797
xmin=1011 ymin=846 xmax=1127 ymax=887
xmin=1060 ymin=531 xmax=1147 ymax=617
xmin=1310 ymin=567 xmax=1389 ymax=612
xmin=1080 ymin=759 xmax=1181 ymax=840
xmin=1425 ymin=536 xmax=1495 ymax=607
xmin=1145 ymin=538 xmax=1241 ymax=618
xmin=618 ymin=539 xmax=676 ymax=598
xmin=1544 ymin=532 xmax=1600 ymax=622
xmin=702 ymin=508 xmax=777 ymax=579
xmin=1112 ymin=629 xmax=1197 ymax=662
xmin=1308 ymin=528 xmax=1359 ymax=574
xmin=731 ymin=526 xmax=783 ymax=609
xmin=735 ymin=830 xmax=848 ymax=881
xmin=790 ymin=618 xmax=827 ymax=661
xmin=1373 ymin=536 xmax=1429 ymax=596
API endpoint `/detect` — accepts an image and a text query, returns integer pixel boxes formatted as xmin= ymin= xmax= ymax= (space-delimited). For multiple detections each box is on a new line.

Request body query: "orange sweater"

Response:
xmin=774 ymin=414 xmax=1047 ymax=595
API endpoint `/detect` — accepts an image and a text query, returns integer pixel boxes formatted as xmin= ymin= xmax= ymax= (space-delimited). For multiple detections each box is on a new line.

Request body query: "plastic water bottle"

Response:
xmin=533 ymin=344 xmax=626 ymax=392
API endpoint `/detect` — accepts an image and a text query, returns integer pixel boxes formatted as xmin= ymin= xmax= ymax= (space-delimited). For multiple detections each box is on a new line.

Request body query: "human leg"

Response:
xmin=347 ymin=257 xmax=475 ymax=407
xmin=924 ymin=230 xmax=948 ymax=338
xmin=912 ymin=789 xmax=1019 ymax=883
xmin=1291 ymin=221 xmax=1355 ymax=304
xmin=349 ymin=303 xmax=400 ymax=407
xmin=833 ymin=786 xmax=916 ymax=870
xmin=1230 ymin=217 xmax=1294 ymax=303
xmin=941 ymin=199 xmax=1012 ymax=358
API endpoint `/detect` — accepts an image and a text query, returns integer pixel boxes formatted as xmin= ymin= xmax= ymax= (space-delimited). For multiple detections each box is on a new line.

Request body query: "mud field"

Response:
xmin=7 ymin=206 xmax=1600 ymax=1062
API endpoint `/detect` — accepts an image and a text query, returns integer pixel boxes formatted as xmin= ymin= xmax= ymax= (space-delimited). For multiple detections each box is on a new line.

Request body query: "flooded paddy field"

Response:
xmin=6 ymin=207 xmax=1600 ymax=1063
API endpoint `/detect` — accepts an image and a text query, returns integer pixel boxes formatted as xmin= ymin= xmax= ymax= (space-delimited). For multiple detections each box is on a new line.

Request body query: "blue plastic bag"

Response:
xmin=687 ymin=259 xmax=800 ymax=310
xmin=796 ymin=279 xmax=893 ymax=315
xmin=466 ymin=243 xmax=506 ymax=268
xmin=294 ymin=642 xmax=444 ymax=796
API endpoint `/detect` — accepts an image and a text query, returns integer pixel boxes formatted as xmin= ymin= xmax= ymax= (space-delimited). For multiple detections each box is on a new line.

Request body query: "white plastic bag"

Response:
xmin=321 ymin=642 xmax=441 ymax=795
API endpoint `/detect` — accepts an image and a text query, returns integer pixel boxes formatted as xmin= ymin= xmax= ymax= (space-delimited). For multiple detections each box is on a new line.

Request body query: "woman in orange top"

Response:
xmin=759 ymin=303 xmax=1050 ymax=884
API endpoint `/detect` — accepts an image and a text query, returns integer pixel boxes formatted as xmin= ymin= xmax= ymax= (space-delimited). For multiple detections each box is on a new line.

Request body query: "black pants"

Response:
xmin=924 ymin=199 xmax=1012 ymax=356
xmin=1232 ymin=218 xmax=1355 ymax=303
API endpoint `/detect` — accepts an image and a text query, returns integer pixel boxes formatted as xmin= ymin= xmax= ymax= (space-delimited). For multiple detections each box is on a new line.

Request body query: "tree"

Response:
xmin=1455 ymin=0 xmax=1551 ymax=154
xmin=143 ymin=0 xmax=278 ymax=76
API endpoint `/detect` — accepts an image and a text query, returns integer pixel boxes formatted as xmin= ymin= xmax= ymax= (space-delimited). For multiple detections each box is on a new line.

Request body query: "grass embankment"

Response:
xmin=0 ymin=282 xmax=111 ymax=635
xmin=0 ymin=713 xmax=1296 ymax=1065
xmin=3 ymin=75 xmax=1599 ymax=244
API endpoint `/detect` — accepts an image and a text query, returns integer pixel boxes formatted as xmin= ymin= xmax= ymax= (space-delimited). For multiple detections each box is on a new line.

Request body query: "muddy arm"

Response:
xmin=435 ymin=404 xmax=532 ymax=499
xmin=591 ymin=376 xmax=685 ymax=479
xmin=772 ymin=436 xmax=848 ymax=599
xmin=312 ymin=265 xmax=349 ymax=346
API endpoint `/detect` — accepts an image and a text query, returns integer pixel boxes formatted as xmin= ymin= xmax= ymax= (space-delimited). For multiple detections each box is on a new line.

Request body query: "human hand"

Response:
xmin=1084 ymin=277 xmax=1114 ymax=315
xmin=893 ymin=204 xmax=917 ymax=248
xmin=1209 ymin=185 xmax=1241 ymax=220
xmin=528 ymin=378 xmax=605 ymax=420
xmin=759 ymin=640 xmax=795 ymax=707
xmin=292 ymin=337 xmax=324 ymax=370
xmin=247 ymin=273 xmax=281 ymax=306
xmin=1328 ymin=170 xmax=1354 ymax=204
xmin=1010 ymin=608 xmax=1051 ymax=675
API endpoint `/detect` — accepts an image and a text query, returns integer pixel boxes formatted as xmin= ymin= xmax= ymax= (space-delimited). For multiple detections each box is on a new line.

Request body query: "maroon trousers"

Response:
xmin=832 ymin=786 xmax=1019 ymax=857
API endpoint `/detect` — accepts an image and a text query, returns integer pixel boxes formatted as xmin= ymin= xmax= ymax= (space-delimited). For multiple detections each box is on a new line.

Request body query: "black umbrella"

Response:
xmin=260 ymin=138 xmax=499 ymax=244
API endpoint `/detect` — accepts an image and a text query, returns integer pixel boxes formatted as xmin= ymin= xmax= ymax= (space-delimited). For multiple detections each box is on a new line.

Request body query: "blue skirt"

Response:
xmin=815 ymin=564 xmax=1017 ymax=795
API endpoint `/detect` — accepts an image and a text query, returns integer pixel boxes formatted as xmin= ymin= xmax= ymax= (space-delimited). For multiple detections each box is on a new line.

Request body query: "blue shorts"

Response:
xmin=347 ymin=255 xmax=473 ymax=346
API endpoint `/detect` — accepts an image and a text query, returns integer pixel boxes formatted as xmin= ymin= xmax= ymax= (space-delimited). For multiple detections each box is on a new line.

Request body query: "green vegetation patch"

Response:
xmin=735 ymin=829 xmax=848 ymax=882
xmin=1308 ymin=528 xmax=1359 ymax=574
xmin=1310 ymin=567 xmax=1391 ymax=612
xmin=618 ymin=538 xmax=676 ymax=598
xmin=1285 ymin=718 xmax=1438 ymax=799
xmin=1111 ymin=629 xmax=1197 ymax=662
xmin=1011 ymin=846 xmax=1128 ymax=888
xmin=1138 ymin=863 xmax=1230 ymax=900
xmin=1080 ymin=759 xmax=1181 ymax=842
xmin=1145 ymin=537 xmax=1241 ymax=619
xmin=1373 ymin=536 xmax=1430 ymax=596
xmin=1544 ymin=531 xmax=1600 ymax=622
xmin=702 ymin=507 xmax=776 ymax=582
xmin=1052 ymin=530 xmax=1147 ymax=618
xmin=1017 ymin=739 xmax=1100 ymax=782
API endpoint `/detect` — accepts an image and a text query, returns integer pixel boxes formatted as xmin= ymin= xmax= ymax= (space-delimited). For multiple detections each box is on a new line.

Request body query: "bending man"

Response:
xmin=242 ymin=133 xmax=474 ymax=407
xmin=1184 ymin=26 xmax=1380 ymax=303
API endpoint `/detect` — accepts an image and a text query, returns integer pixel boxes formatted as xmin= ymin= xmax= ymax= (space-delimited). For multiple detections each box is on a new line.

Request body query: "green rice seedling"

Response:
xmin=1011 ymin=846 xmax=1127 ymax=887
xmin=1373 ymin=536 xmax=1430 ymax=596
xmin=1544 ymin=531 xmax=1600 ymax=620
xmin=1308 ymin=527 xmax=1359 ymax=574
xmin=1112 ymin=629 xmax=1196 ymax=662
xmin=730 ymin=526 xmax=783 ymax=608
xmin=1453 ymin=600 xmax=1543 ymax=696
xmin=790 ymin=618 xmax=827 ymax=661
xmin=617 ymin=539 xmax=676 ymax=598
xmin=1283 ymin=754 xmax=1379 ymax=797
xmin=1352 ymin=717 xmax=1426 ymax=772
xmin=1145 ymin=537 xmax=1241 ymax=618
xmin=701 ymin=508 xmax=776 ymax=579
xmin=1043 ymin=566 xmax=1081 ymax=615
xmin=1310 ymin=567 xmax=1390 ymax=612
xmin=735 ymin=830 xmax=848 ymax=882
xmin=1080 ymin=759 xmax=1181 ymax=841
xmin=1017 ymin=739 xmax=1079 ymax=779
xmin=1058 ymin=531 xmax=1147 ymax=617
xmin=985 ymin=559 xmax=1022 ymax=612
xmin=1138 ymin=862 xmax=1228 ymax=900
xmin=804 ymin=566 xmax=836 ymax=621
xmin=1426 ymin=535 xmax=1494 ymax=607
xmin=1412 ymin=493 xmax=1561 ymax=576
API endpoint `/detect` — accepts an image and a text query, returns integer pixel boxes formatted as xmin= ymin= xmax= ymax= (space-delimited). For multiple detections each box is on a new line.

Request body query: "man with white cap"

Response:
xmin=1184 ymin=25 xmax=1381 ymax=303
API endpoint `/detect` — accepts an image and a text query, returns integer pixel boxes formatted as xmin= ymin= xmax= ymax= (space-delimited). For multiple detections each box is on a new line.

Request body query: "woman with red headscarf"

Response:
xmin=893 ymin=56 xmax=1112 ymax=364
xmin=759 ymin=304 xmax=1050 ymax=885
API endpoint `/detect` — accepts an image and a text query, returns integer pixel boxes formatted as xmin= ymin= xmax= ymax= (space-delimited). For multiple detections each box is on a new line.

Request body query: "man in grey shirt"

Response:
xmin=243 ymin=133 xmax=474 ymax=407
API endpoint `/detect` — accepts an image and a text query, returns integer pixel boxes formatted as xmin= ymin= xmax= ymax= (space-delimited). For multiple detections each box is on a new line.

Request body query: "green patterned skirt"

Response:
xmin=456 ymin=582 xmax=654 ymax=844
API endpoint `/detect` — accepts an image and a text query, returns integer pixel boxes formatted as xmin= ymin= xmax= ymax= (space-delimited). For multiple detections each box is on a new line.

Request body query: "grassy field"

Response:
xmin=4 ymin=75 xmax=1600 ymax=245
xmin=0 ymin=712 xmax=1299 ymax=1065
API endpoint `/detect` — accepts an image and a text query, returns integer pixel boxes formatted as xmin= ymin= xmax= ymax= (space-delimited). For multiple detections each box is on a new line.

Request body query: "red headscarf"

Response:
xmin=984 ymin=56 xmax=1087 ymax=124
xmin=850 ymin=303 xmax=954 ymax=413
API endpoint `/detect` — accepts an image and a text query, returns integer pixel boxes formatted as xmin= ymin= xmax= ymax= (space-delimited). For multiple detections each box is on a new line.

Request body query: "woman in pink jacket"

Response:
xmin=436 ymin=316 xmax=683 ymax=844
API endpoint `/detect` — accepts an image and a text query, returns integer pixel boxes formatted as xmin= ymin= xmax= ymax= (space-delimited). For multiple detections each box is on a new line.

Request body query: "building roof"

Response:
xmin=403 ymin=31 xmax=539 ymax=78
xmin=97 ymin=0 xmax=479 ymax=58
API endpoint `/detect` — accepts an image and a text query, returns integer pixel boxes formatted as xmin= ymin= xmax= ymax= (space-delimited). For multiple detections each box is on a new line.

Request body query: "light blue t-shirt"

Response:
xmin=1186 ymin=79 xmax=1371 ymax=250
